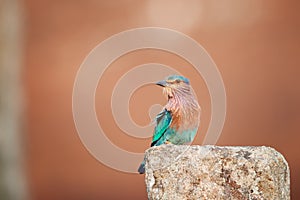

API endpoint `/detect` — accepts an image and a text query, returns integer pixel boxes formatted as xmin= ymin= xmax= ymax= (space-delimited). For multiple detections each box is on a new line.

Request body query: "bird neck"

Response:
xmin=166 ymin=89 xmax=199 ymax=114
xmin=166 ymin=90 xmax=200 ymax=131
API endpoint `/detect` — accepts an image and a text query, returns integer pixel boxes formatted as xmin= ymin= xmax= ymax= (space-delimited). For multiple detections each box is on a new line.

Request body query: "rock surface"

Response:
xmin=144 ymin=145 xmax=290 ymax=200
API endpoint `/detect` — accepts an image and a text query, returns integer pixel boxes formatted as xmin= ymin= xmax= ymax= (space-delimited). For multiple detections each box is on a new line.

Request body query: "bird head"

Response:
xmin=156 ymin=75 xmax=191 ymax=99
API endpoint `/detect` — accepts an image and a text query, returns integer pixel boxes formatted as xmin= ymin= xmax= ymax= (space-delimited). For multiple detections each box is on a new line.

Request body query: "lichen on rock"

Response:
xmin=144 ymin=145 xmax=290 ymax=200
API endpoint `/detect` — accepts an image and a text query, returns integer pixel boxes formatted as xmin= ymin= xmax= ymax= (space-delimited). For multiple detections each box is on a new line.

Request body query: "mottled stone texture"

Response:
xmin=145 ymin=145 xmax=290 ymax=200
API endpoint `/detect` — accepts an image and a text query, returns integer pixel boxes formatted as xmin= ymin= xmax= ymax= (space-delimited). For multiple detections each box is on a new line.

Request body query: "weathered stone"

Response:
xmin=145 ymin=145 xmax=290 ymax=200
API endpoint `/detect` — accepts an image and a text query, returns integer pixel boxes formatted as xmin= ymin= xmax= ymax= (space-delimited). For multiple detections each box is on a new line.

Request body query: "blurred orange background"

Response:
xmin=22 ymin=0 xmax=300 ymax=199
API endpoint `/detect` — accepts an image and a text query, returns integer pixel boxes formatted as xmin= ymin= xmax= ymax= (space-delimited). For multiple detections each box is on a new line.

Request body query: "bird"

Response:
xmin=138 ymin=75 xmax=201 ymax=174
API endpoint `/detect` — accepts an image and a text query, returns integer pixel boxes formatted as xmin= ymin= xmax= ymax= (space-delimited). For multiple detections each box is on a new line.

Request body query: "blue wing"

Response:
xmin=151 ymin=109 xmax=172 ymax=146
xmin=138 ymin=109 xmax=172 ymax=174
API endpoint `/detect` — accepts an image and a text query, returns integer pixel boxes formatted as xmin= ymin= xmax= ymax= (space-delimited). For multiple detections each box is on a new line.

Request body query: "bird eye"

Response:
xmin=175 ymin=79 xmax=181 ymax=84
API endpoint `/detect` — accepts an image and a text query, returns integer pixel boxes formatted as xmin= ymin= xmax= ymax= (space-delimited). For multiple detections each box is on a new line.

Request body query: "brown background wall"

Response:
xmin=23 ymin=1 xmax=300 ymax=199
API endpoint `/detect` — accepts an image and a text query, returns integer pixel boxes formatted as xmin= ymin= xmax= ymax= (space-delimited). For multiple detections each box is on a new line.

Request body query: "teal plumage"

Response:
xmin=138 ymin=75 xmax=200 ymax=174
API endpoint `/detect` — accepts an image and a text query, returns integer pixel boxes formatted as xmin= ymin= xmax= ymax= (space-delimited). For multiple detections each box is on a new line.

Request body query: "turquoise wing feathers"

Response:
xmin=151 ymin=109 xmax=172 ymax=147
xmin=138 ymin=109 xmax=172 ymax=174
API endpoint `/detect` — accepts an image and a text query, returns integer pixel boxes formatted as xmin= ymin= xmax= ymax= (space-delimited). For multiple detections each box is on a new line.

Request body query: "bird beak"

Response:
xmin=156 ymin=80 xmax=167 ymax=87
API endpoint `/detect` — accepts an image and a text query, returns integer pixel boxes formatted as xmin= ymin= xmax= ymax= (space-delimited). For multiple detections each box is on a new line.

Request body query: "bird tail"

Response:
xmin=138 ymin=160 xmax=145 ymax=174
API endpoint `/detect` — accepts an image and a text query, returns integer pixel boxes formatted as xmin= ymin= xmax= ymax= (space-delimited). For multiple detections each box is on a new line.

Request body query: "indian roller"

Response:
xmin=138 ymin=75 xmax=201 ymax=174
